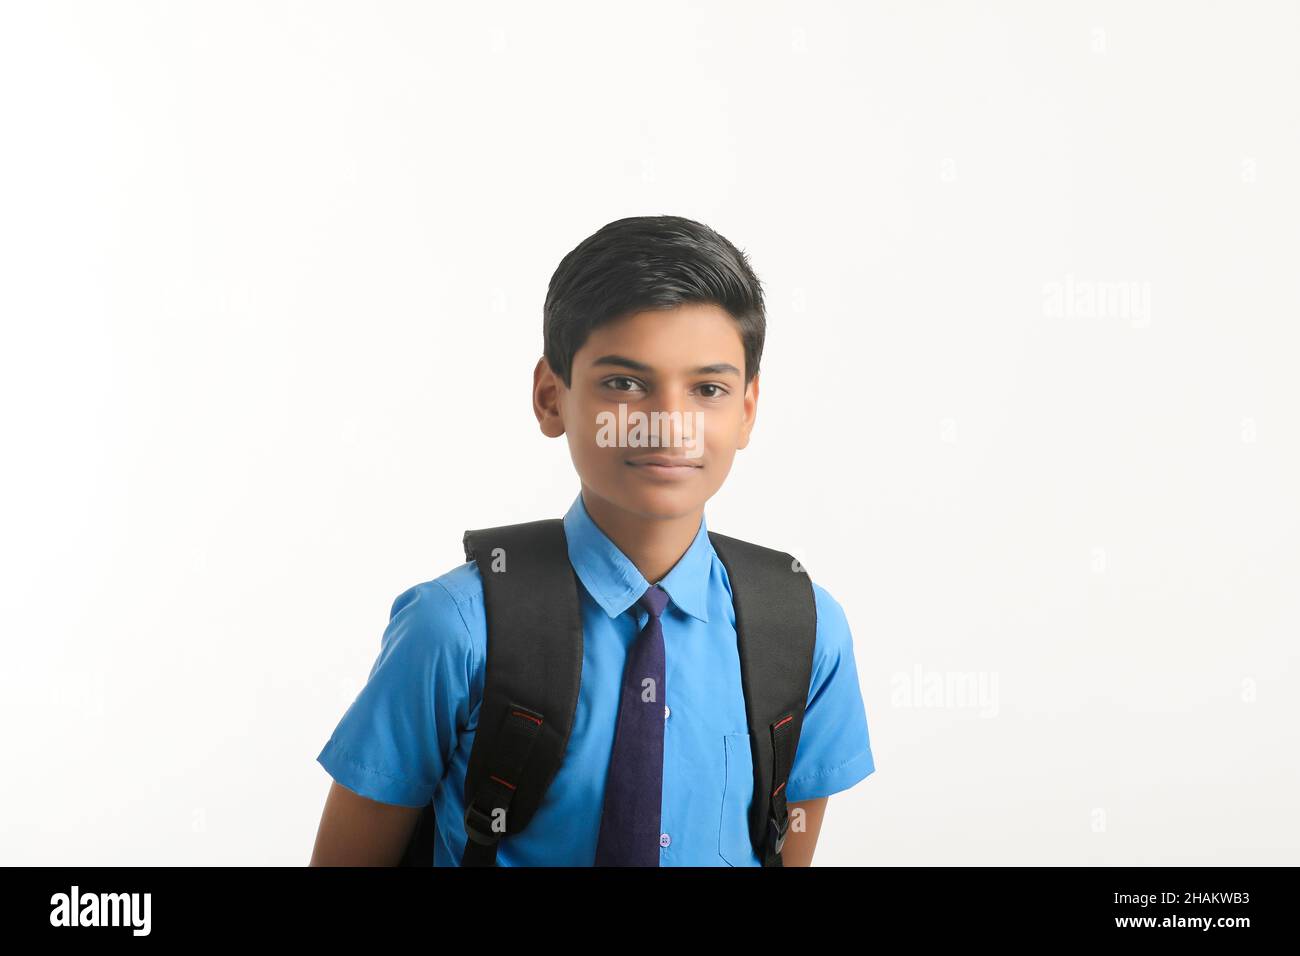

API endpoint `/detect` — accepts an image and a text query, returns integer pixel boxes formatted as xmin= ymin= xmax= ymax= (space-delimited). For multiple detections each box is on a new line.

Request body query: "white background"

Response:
xmin=1 ymin=1 xmax=1296 ymax=865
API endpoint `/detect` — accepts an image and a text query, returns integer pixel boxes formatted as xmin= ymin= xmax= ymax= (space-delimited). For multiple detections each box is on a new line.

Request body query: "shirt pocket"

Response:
xmin=718 ymin=732 xmax=758 ymax=866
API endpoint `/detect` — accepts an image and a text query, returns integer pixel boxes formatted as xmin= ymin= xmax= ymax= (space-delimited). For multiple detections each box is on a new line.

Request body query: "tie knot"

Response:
xmin=637 ymin=584 xmax=670 ymax=620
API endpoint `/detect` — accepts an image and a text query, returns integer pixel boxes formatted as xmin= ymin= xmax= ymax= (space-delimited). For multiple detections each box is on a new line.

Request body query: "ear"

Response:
xmin=533 ymin=356 xmax=567 ymax=438
xmin=735 ymin=372 xmax=759 ymax=450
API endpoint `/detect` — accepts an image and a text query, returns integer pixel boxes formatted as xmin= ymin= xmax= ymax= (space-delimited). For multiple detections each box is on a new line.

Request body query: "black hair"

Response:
xmin=543 ymin=215 xmax=766 ymax=388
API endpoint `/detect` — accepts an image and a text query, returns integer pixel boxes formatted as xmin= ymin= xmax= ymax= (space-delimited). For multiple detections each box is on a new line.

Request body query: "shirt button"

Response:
xmin=664 ymin=704 xmax=670 ymax=720
xmin=660 ymin=832 xmax=671 ymax=848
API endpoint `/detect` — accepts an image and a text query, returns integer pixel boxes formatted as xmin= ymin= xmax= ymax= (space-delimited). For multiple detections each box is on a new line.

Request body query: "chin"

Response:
xmin=616 ymin=484 xmax=707 ymax=521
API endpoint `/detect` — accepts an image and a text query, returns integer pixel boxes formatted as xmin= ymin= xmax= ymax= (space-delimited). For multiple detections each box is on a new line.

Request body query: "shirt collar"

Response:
xmin=562 ymin=490 xmax=712 ymax=623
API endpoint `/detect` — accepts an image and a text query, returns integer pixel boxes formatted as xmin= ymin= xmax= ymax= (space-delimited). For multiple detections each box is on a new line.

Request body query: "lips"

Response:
xmin=626 ymin=454 xmax=703 ymax=468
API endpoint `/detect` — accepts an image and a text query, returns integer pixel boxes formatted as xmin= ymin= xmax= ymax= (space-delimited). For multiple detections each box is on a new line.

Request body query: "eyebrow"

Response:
xmin=590 ymin=355 xmax=742 ymax=377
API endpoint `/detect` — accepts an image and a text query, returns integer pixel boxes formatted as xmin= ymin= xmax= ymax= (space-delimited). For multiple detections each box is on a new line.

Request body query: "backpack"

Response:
xmin=398 ymin=517 xmax=817 ymax=867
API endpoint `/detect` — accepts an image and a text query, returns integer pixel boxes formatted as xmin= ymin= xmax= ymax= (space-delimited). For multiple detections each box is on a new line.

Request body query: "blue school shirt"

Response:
xmin=317 ymin=490 xmax=876 ymax=866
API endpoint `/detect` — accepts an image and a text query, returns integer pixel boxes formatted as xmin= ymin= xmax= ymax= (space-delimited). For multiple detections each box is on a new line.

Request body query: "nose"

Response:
xmin=646 ymin=386 xmax=702 ymax=451
xmin=649 ymin=388 xmax=690 ymax=420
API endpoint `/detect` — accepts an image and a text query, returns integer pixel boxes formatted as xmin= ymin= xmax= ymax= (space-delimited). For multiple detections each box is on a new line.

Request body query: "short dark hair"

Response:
xmin=543 ymin=215 xmax=766 ymax=387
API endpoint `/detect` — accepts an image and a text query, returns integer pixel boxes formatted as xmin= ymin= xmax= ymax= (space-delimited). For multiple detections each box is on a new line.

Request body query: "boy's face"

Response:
xmin=534 ymin=302 xmax=758 ymax=522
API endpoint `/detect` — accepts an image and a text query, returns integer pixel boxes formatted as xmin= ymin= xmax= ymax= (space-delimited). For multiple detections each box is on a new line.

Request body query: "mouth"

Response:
xmin=625 ymin=455 xmax=704 ymax=473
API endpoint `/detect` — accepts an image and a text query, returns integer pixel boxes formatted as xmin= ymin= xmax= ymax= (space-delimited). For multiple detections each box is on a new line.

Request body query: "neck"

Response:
xmin=579 ymin=484 xmax=703 ymax=584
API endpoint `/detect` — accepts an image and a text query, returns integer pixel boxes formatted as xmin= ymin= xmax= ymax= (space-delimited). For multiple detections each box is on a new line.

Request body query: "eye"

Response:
xmin=695 ymin=383 xmax=729 ymax=399
xmin=602 ymin=376 xmax=645 ymax=394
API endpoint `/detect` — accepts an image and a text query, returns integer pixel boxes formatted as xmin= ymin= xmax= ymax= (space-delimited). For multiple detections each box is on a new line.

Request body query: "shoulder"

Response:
xmin=404 ymin=559 xmax=484 ymax=622
xmin=379 ymin=561 xmax=487 ymax=669
xmin=808 ymin=579 xmax=856 ymax=668
xmin=810 ymin=580 xmax=850 ymax=634
xmin=708 ymin=533 xmax=851 ymax=636
xmin=709 ymin=533 xmax=854 ymax=652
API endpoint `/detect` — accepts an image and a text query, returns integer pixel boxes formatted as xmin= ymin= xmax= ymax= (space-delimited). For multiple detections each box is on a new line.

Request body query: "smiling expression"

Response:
xmin=535 ymin=301 xmax=759 ymax=521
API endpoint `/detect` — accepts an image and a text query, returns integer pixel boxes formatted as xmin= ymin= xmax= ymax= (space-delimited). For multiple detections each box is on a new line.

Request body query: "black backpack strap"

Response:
xmin=455 ymin=518 xmax=584 ymax=866
xmin=707 ymin=531 xmax=817 ymax=867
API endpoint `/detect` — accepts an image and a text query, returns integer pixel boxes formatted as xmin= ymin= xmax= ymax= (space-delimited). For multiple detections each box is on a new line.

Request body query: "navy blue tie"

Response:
xmin=594 ymin=584 xmax=669 ymax=866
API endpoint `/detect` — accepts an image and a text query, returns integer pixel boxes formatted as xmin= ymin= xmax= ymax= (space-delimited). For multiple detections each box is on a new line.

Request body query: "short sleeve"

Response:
xmin=316 ymin=580 xmax=477 ymax=807
xmin=785 ymin=583 xmax=876 ymax=802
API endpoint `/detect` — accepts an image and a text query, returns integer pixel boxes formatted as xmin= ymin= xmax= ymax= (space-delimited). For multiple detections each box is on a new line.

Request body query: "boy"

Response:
xmin=310 ymin=215 xmax=876 ymax=866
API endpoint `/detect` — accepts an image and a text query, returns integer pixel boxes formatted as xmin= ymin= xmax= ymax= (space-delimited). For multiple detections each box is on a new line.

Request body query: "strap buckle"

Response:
xmin=463 ymin=800 xmax=502 ymax=846
xmin=769 ymin=811 xmax=790 ymax=855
